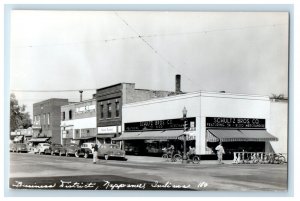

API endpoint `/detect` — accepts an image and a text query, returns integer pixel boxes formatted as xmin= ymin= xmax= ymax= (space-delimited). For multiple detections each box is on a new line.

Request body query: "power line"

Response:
xmin=11 ymin=22 xmax=287 ymax=49
xmin=114 ymin=12 xmax=197 ymax=86
xmin=11 ymin=89 xmax=96 ymax=92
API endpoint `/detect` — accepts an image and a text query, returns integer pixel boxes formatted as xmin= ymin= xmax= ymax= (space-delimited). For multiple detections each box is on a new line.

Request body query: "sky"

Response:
xmin=10 ymin=11 xmax=289 ymax=117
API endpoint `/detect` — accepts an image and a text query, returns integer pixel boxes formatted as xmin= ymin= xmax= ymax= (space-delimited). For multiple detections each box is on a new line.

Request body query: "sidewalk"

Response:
xmin=125 ymin=155 xmax=233 ymax=165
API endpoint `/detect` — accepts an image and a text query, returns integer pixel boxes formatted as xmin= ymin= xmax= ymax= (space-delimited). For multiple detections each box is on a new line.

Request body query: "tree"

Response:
xmin=270 ymin=93 xmax=285 ymax=99
xmin=10 ymin=93 xmax=32 ymax=131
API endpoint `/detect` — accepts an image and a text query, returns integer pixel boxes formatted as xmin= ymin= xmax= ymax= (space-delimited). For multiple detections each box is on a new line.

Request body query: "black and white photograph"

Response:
xmin=5 ymin=4 xmax=292 ymax=195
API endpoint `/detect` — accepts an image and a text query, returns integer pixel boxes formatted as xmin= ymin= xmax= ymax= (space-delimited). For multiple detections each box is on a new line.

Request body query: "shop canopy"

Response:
xmin=28 ymin=138 xmax=49 ymax=142
xmin=97 ymin=134 xmax=115 ymax=138
xmin=112 ymin=130 xmax=194 ymax=141
xmin=207 ymin=129 xmax=278 ymax=142
xmin=73 ymin=136 xmax=96 ymax=140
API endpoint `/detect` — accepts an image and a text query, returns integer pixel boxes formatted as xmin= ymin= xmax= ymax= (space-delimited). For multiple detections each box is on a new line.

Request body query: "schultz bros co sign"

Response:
xmin=125 ymin=117 xmax=196 ymax=131
xmin=206 ymin=117 xmax=265 ymax=129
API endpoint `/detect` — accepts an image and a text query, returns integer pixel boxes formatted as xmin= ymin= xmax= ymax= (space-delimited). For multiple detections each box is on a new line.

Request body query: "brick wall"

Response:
xmin=33 ymin=98 xmax=68 ymax=144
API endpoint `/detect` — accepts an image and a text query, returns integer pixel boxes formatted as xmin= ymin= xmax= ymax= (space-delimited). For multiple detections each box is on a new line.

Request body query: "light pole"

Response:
xmin=182 ymin=106 xmax=188 ymax=164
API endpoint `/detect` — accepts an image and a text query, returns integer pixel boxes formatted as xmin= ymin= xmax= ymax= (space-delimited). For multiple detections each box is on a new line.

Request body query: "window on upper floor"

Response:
xmin=47 ymin=113 xmax=50 ymax=125
xmin=69 ymin=110 xmax=72 ymax=120
xmin=100 ymin=104 xmax=104 ymax=119
xmin=107 ymin=103 xmax=112 ymax=118
xmin=116 ymin=101 xmax=120 ymax=118
xmin=62 ymin=112 xmax=65 ymax=121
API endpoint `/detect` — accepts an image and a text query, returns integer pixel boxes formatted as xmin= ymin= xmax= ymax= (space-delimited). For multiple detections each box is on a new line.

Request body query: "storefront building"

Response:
xmin=31 ymin=98 xmax=69 ymax=144
xmin=60 ymin=99 xmax=97 ymax=146
xmin=117 ymin=91 xmax=281 ymax=157
xmin=96 ymin=83 xmax=173 ymax=144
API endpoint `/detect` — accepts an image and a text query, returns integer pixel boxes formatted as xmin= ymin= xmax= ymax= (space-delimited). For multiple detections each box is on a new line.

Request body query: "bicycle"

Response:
xmin=173 ymin=153 xmax=201 ymax=164
xmin=162 ymin=148 xmax=176 ymax=162
xmin=269 ymin=153 xmax=286 ymax=164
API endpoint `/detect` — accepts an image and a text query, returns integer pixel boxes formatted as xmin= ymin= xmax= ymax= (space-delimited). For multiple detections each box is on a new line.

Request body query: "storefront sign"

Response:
xmin=206 ymin=117 xmax=265 ymax=129
xmin=76 ymin=105 xmax=96 ymax=114
xmin=125 ymin=117 xmax=196 ymax=131
xmin=98 ymin=126 xmax=120 ymax=134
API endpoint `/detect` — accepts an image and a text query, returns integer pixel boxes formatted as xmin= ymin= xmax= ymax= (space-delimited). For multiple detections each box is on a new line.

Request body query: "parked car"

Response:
xmin=15 ymin=143 xmax=28 ymax=153
xmin=10 ymin=143 xmax=17 ymax=152
xmin=34 ymin=143 xmax=51 ymax=155
xmin=97 ymin=144 xmax=126 ymax=160
xmin=49 ymin=143 xmax=65 ymax=156
xmin=61 ymin=143 xmax=81 ymax=157
xmin=76 ymin=142 xmax=95 ymax=158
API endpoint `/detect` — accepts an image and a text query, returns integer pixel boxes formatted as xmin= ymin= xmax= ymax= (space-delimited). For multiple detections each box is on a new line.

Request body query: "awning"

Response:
xmin=207 ymin=129 xmax=278 ymax=142
xmin=112 ymin=130 xmax=185 ymax=141
xmin=13 ymin=136 xmax=23 ymax=142
xmin=28 ymin=138 xmax=49 ymax=142
xmin=240 ymin=130 xmax=278 ymax=141
xmin=97 ymin=134 xmax=115 ymax=138
xmin=73 ymin=136 xmax=96 ymax=140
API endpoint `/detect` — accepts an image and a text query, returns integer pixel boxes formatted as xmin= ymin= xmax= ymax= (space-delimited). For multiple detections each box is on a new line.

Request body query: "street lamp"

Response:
xmin=182 ymin=106 xmax=188 ymax=164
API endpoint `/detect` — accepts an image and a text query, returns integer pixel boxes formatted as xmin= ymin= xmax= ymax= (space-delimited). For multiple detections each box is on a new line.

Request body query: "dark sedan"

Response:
xmin=49 ymin=143 xmax=65 ymax=156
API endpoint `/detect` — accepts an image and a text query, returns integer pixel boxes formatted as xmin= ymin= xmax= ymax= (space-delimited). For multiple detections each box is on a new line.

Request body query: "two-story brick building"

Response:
xmin=30 ymin=98 xmax=69 ymax=144
xmin=96 ymin=83 xmax=174 ymax=144
xmin=60 ymin=98 xmax=97 ymax=145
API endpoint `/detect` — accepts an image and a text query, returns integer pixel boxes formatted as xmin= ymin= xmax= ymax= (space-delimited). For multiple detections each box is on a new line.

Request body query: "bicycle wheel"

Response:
xmin=192 ymin=155 xmax=200 ymax=164
xmin=173 ymin=154 xmax=182 ymax=162
xmin=162 ymin=154 xmax=169 ymax=161
xmin=278 ymin=156 xmax=286 ymax=164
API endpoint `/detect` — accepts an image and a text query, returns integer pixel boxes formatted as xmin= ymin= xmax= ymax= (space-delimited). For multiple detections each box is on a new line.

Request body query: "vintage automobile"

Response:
xmin=34 ymin=143 xmax=51 ymax=155
xmin=76 ymin=142 xmax=95 ymax=158
xmin=61 ymin=143 xmax=81 ymax=157
xmin=97 ymin=144 xmax=126 ymax=160
xmin=15 ymin=143 xmax=28 ymax=153
xmin=10 ymin=143 xmax=17 ymax=152
xmin=49 ymin=143 xmax=65 ymax=156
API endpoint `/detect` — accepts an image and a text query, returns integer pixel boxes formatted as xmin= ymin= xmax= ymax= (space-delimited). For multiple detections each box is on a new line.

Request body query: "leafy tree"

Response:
xmin=10 ymin=93 xmax=32 ymax=131
xmin=271 ymin=93 xmax=285 ymax=99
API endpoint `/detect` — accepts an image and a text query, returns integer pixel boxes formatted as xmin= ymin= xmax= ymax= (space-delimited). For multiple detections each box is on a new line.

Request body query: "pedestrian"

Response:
xmin=215 ymin=142 xmax=225 ymax=164
xmin=168 ymin=144 xmax=175 ymax=161
xmin=92 ymin=143 xmax=99 ymax=164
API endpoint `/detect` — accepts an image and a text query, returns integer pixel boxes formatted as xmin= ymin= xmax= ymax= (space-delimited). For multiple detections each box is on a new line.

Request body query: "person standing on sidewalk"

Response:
xmin=92 ymin=143 xmax=99 ymax=164
xmin=215 ymin=142 xmax=225 ymax=164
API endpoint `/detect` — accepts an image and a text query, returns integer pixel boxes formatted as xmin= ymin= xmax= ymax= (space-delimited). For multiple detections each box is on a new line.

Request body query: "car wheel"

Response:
xmin=84 ymin=153 xmax=88 ymax=159
xmin=104 ymin=154 xmax=109 ymax=160
xmin=39 ymin=150 xmax=42 ymax=155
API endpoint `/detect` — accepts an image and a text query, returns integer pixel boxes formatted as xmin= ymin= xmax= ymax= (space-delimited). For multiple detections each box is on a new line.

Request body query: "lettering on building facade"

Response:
xmin=125 ymin=117 xmax=196 ymax=131
xmin=206 ymin=117 xmax=265 ymax=129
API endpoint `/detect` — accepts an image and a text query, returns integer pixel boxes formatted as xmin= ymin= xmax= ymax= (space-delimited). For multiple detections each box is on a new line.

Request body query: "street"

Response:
xmin=9 ymin=153 xmax=287 ymax=191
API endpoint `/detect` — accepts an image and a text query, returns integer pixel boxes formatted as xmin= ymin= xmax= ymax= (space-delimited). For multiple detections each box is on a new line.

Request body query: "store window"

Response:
xmin=107 ymin=103 xmax=112 ymax=118
xmin=116 ymin=102 xmax=120 ymax=118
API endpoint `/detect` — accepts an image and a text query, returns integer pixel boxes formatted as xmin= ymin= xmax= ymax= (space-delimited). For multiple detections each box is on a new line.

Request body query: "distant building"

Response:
xmin=31 ymin=98 xmax=69 ymax=144
xmin=95 ymin=83 xmax=173 ymax=144
xmin=60 ymin=99 xmax=96 ymax=146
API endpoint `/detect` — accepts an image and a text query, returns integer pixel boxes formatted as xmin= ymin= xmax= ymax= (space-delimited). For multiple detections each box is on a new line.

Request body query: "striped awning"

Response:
xmin=112 ymin=130 xmax=185 ymax=140
xmin=207 ymin=129 xmax=278 ymax=142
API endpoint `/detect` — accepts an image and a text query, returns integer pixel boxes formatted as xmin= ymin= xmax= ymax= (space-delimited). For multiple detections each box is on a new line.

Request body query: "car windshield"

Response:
xmin=54 ymin=144 xmax=62 ymax=147
xmin=43 ymin=143 xmax=50 ymax=146
xmin=20 ymin=144 xmax=26 ymax=147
